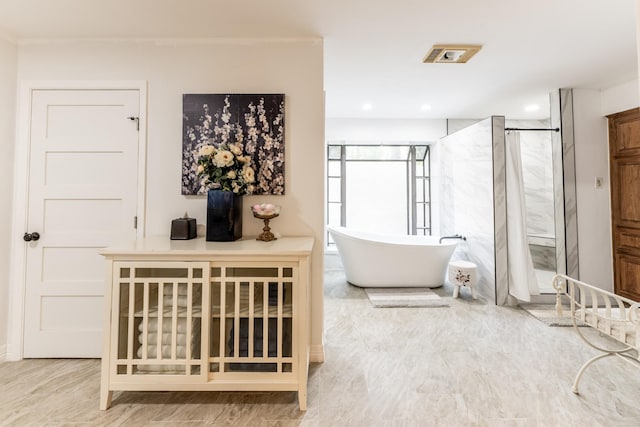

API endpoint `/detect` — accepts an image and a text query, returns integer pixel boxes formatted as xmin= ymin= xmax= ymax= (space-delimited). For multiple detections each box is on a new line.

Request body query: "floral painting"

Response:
xmin=182 ymin=94 xmax=285 ymax=195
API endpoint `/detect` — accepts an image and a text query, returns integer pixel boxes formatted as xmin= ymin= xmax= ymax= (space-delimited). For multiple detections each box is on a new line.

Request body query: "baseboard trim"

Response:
xmin=5 ymin=343 xmax=22 ymax=361
xmin=0 ymin=344 xmax=6 ymax=362
xmin=309 ymin=344 xmax=324 ymax=363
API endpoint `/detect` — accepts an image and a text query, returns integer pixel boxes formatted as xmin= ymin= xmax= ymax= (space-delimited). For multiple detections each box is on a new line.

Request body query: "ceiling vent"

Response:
xmin=422 ymin=44 xmax=482 ymax=64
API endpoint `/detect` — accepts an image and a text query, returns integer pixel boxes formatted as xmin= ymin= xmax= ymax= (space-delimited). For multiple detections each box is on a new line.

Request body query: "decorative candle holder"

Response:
xmin=251 ymin=204 xmax=281 ymax=242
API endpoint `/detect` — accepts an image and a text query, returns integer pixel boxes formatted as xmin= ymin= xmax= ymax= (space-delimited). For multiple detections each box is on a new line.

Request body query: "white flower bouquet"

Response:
xmin=197 ymin=142 xmax=256 ymax=194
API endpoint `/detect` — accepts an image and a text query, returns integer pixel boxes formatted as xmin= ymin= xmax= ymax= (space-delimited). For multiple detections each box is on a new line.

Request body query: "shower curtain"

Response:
xmin=505 ymin=131 xmax=540 ymax=302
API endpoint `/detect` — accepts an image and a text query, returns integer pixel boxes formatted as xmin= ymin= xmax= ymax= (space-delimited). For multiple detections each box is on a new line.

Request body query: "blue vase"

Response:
xmin=206 ymin=189 xmax=243 ymax=241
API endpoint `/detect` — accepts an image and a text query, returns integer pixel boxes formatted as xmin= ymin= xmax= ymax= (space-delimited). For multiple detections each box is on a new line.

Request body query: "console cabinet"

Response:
xmin=99 ymin=237 xmax=313 ymax=410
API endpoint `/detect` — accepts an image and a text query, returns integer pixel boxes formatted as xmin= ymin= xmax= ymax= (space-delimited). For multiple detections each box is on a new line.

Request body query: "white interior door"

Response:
xmin=23 ymin=89 xmax=140 ymax=358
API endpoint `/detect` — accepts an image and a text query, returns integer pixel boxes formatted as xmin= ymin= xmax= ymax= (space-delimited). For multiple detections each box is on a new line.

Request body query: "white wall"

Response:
xmin=574 ymin=79 xmax=640 ymax=292
xmin=326 ymin=118 xmax=446 ymax=142
xmin=601 ymin=79 xmax=639 ymax=116
xmin=572 ymin=89 xmax=613 ymax=291
xmin=636 ymin=0 xmax=640 ymax=106
xmin=14 ymin=39 xmax=326 ymax=358
xmin=0 ymin=37 xmax=17 ymax=360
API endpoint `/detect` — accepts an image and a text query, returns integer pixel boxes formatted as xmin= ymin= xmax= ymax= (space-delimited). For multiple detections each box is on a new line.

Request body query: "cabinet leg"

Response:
xmin=99 ymin=387 xmax=112 ymax=410
xmin=298 ymin=389 xmax=307 ymax=411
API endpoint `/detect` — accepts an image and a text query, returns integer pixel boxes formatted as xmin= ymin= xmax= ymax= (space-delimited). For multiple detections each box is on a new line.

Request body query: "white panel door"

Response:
xmin=23 ymin=89 xmax=140 ymax=357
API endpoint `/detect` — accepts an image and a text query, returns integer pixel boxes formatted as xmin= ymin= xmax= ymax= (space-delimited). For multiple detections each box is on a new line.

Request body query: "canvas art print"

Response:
xmin=182 ymin=94 xmax=285 ymax=195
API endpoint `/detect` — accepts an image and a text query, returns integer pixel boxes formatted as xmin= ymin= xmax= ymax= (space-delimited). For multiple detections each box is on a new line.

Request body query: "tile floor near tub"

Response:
xmin=1 ymin=254 xmax=639 ymax=426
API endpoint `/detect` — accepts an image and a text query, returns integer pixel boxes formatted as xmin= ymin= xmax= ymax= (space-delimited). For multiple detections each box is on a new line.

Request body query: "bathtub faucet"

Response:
xmin=439 ymin=234 xmax=467 ymax=244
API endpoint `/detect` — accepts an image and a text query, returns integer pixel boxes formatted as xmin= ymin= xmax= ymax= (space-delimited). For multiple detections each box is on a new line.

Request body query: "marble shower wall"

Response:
xmin=431 ymin=95 xmax=577 ymax=304
xmin=431 ymin=117 xmax=506 ymax=302
xmin=555 ymin=89 xmax=579 ymax=279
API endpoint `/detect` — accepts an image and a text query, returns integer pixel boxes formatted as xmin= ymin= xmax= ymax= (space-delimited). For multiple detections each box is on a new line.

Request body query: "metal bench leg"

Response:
xmin=572 ymin=353 xmax=612 ymax=394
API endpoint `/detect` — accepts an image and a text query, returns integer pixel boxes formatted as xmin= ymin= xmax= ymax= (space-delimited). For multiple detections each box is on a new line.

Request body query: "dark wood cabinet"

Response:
xmin=608 ymin=108 xmax=640 ymax=300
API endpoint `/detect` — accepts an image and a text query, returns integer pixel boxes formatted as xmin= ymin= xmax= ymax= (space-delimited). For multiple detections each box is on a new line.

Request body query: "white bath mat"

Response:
xmin=365 ymin=288 xmax=450 ymax=308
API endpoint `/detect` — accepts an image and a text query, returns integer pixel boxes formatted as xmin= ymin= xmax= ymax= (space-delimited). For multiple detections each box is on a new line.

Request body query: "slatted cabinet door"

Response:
xmin=209 ymin=262 xmax=297 ymax=381
xmin=106 ymin=262 xmax=210 ymax=386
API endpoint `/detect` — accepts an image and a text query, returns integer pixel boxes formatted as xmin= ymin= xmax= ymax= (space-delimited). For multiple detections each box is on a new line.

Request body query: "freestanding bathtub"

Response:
xmin=328 ymin=226 xmax=459 ymax=288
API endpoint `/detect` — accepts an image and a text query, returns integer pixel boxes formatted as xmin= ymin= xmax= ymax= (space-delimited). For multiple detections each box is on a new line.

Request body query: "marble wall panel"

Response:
xmin=559 ymin=89 xmax=580 ymax=278
xmin=433 ymin=118 xmax=500 ymax=301
xmin=550 ymin=90 xmax=567 ymax=277
xmin=492 ymin=117 xmax=508 ymax=305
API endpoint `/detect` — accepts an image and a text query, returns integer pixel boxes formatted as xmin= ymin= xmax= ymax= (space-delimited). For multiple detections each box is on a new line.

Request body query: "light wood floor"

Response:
xmin=2 ymin=256 xmax=639 ymax=426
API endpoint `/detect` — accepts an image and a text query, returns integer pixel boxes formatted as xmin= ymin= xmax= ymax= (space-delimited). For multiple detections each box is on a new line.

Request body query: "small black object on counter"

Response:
xmin=170 ymin=213 xmax=197 ymax=240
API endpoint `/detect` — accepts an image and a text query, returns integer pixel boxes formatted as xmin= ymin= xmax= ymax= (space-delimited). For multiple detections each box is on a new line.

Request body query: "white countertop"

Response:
xmin=99 ymin=235 xmax=314 ymax=257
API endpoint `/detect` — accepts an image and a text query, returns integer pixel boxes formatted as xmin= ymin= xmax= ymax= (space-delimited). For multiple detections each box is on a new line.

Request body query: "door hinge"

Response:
xmin=134 ymin=216 xmax=138 ymax=229
xmin=127 ymin=116 xmax=140 ymax=131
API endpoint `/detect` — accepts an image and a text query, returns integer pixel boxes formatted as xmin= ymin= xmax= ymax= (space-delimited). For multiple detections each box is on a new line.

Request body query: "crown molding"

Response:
xmin=17 ymin=36 xmax=322 ymax=47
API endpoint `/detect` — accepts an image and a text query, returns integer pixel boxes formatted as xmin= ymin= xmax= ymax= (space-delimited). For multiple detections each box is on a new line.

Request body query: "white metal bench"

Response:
xmin=552 ymin=274 xmax=640 ymax=394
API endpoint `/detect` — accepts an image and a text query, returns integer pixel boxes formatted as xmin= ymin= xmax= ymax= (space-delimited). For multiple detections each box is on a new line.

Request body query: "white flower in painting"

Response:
xmin=245 ymin=142 xmax=256 ymax=155
xmin=214 ymin=150 xmax=234 ymax=167
xmin=238 ymin=155 xmax=251 ymax=164
xmin=263 ymin=135 xmax=273 ymax=150
xmin=229 ymin=144 xmax=242 ymax=156
xmin=242 ymin=166 xmax=255 ymax=183
xmin=197 ymin=165 xmax=204 ymax=174
xmin=247 ymin=184 xmax=255 ymax=194
xmin=227 ymin=170 xmax=237 ymax=179
xmin=198 ymin=145 xmax=215 ymax=156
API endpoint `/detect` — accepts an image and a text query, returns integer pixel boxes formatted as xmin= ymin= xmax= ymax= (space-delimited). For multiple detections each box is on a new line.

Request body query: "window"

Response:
xmin=326 ymin=144 xmax=431 ymax=245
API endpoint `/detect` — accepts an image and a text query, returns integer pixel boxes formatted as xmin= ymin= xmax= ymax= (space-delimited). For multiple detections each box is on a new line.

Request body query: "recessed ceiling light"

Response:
xmin=525 ymin=104 xmax=540 ymax=112
xmin=420 ymin=104 xmax=432 ymax=111
xmin=362 ymin=103 xmax=373 ymax=111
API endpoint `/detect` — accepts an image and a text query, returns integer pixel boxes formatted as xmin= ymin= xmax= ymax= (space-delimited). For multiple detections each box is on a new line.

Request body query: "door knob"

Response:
xmin=23 ymin=232 xmax=40 ymax=242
